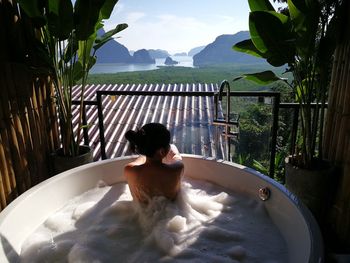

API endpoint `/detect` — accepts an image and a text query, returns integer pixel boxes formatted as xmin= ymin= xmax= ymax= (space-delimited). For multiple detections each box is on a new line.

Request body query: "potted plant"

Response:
xmin=18 ymin=0 xmax=127 ymax=173
xmin=232 ymin=0 xmax=342 ymax=219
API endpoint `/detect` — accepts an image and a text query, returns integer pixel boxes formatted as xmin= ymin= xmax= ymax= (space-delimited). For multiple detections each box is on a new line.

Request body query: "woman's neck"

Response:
xmin=145 ymin=156 xmax=162 ymax=164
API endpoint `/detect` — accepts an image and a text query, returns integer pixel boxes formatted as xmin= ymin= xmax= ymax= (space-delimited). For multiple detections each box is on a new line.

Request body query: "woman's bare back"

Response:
xmin=125 ymin=145 xmax=184 ymax=203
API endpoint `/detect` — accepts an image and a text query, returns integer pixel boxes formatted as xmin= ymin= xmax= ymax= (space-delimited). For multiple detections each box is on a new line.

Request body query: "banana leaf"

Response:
xmin=234 ymin=70 xmax=287 ymax=85
xmin=74 ymin=0 xmax=107 ymax=40
xmin=288 ymin=0 xmax=319 ymax=57
xmin=249 ymin=11 xmax=295 ymax=66
xmin=94 ymin=24 xmax=128 ymax=51
xmin=100 ymin=0 xmax=119 ymax=20
xmin=233 ymin=39 xmax=266 ymax=58
xmin=248 ymin=0 xmax=275 ymax=12
xmin=17 ymin=0 xmax=46 ymax=27
xmin=47 ymin=0 xmax=73 ymax=40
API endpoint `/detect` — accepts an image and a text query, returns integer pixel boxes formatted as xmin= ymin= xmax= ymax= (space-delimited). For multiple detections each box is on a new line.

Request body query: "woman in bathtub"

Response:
xmin=124 ymin=123 xmax=184 ymax=204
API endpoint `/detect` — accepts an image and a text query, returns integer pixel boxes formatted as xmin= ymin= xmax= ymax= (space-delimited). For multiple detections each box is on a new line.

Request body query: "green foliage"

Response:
xmin=87 ymin=64 xmax=287 ymax=88
xmin=253 ymin=151 xmax=286 ymax=183
xmin=236 ymin=154 xmax=251 ymax=165
xmin=234 ymin=70 xmax=287 ymax=85
xmin=233 ymin=0 xmax=343 ymax=168
xmin=18 ymin=0 xmax=127 ymax=157
xmin=248 ymin=0 xmax=275 ymax=12
xmin=234 ymin=103 xmax=272 ymax=167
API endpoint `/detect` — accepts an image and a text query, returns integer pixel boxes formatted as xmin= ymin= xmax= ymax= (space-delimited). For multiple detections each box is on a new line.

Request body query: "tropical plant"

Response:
xmin=18 ymin=0 xmax=127 ymax=157
xmin=233 ymin=0 xmax=342 ymax=168
xmin=253 ymin=151 xmax=286 ymax=183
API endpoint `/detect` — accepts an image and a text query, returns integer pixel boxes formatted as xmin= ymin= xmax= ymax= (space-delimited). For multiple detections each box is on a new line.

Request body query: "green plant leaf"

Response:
xmin=233 ymin=39 xmax=266 ymax=58
xmin=99 ymin=0 xmax=119 ymax=20
xmin=287 ymin=0 xmax=319 ymax=56
xmin=88 ymin=56 xmax=97 ymax=71
xmin=47 ymin=0 xmax=74 ymax=40
xmin=63 ymin=36 xmax=79 ymax=63
xmin=78 ymin=33 xmax=96 ymax=67
xmin=248 ymin=0 xmax=275 ymax=12
xmin=252 ymin=159 xmax=268 ymax=174
xmin=61 ymin=60 xmax=84 ymax=84
xmin=93 ymin=23 xmax=128 ymax=51
xmin=295 ymin=80 xmax=307 ymax=103
xmin=74 ymin=0 xmax=107 ymax=40
xmin=17 ymin=0 xmax=46 ymax=27
xmin=72 ymin=61 xmax=84 ymax=83
xmin=249 ymin=11 xmax=295 ymax=66
xmin=234 ymin=70 xmax=286 ymax=85
xmin=17 ymin=0 xmax=42 ymax=17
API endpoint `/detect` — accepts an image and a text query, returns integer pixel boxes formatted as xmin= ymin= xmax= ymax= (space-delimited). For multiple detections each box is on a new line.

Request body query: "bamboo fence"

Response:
xmin=323 ymin=1 xmax=350 ymax=250
xmin=0 ymin=0 xmax=60 ymax=210
xmin=0 ymin=65 xmax=59 ymax=211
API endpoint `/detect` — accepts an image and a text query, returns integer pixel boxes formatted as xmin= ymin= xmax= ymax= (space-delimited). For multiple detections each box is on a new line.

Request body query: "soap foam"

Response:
xmin=20 ymin=178 xmax=287 ymax=263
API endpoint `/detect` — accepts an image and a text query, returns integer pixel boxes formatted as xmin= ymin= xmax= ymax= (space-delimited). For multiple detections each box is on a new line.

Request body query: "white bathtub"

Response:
xmin=0 ymin=155 xmax=323 ymax=263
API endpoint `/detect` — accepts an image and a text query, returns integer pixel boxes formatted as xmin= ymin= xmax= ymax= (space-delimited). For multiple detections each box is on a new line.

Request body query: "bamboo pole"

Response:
xmin=47 ymin=77 xmax=60 ymax=151
xmin=0 ymin=0 xmax=60 ymax=211
xmin=4 ymin=65 xmax=29 ymax=193
xmin=0 ymin=66 xmax=19 ymax=199
xmin=336 ymin=48 xmax=350 ymax=161
xmin=323 ymin=50 xmax=339 ymax=156
xmin=323 ymin=1 xmax=350 ymax=250
xmin=0 ymin=109 xmax=13 ymax=208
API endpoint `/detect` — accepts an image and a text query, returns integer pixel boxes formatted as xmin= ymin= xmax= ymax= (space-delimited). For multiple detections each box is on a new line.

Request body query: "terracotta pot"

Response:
xmin=285 ymin=156 xmax=334 ymax=222
xmin=52 ymin=145 xmax=93 ymax=175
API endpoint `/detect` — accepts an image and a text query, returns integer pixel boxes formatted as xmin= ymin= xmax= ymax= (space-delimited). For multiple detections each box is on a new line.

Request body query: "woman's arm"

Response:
xmin=163 ymin=144 xmax=184 ymax=173
xmin=163 ymin=144 xmax=182 ymax=163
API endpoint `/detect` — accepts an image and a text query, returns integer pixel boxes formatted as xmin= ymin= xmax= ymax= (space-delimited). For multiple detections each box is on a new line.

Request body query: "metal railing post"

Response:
xmin=97 ymin=92 xmax=107 ymax=160
xmin=82 ymin=103 xmax=89 ymax=146
xmin=269 ymin=93 xmax=280 ymax=178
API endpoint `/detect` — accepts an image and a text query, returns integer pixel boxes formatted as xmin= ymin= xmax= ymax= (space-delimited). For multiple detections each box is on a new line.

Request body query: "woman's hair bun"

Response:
xmin=125 ymin=123 xmax=170 ymax=157
xmin=125 ymin=130 xmax=138 ymax=144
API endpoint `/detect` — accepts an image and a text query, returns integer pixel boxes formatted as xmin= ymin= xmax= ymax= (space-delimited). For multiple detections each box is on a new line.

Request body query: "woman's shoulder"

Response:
xmin=163 ymin=160 xmax=184 ymax=173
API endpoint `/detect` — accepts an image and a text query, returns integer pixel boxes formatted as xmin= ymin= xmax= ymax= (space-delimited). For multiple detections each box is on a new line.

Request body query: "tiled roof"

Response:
xmin=72 ymin=83 xmax=225 ymax=160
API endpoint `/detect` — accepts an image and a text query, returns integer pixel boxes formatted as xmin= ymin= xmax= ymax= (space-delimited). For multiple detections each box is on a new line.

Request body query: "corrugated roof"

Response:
xmin=72 ymin=83 xmax=225 ymax=160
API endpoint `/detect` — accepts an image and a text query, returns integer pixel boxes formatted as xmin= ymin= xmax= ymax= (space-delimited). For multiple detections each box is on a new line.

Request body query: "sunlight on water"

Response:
xmin=90 ymin=56 xmax=194 ymax=74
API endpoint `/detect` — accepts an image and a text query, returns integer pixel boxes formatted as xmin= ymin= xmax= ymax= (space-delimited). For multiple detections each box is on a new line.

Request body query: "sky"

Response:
xmin=103 ymin=0 xmax=282 ymax=54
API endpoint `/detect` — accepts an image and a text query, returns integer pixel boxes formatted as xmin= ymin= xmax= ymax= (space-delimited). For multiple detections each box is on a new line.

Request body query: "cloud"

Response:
xmin=104 ymin=11 xmax=249 ymax=53
xmin=116 ymin=14 xmax=214 ymax=53
xmin=126 ymin=12 xmax=146 ymax=23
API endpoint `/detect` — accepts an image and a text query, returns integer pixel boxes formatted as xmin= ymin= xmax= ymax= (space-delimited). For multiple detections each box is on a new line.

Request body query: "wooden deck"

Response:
xmin=72 ymin=83 xmax=225 ymax=160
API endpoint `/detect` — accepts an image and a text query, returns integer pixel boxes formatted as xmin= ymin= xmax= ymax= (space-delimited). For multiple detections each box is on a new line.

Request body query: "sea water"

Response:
xmin=90 ymin=56 xmax=194 ymax=74
xmin=20 ymin=179 xmax=287 ymax=263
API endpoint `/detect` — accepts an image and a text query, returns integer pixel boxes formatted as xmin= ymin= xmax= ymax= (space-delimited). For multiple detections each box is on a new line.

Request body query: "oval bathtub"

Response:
xmin=0 ymin=155 xmax=323 ymax=263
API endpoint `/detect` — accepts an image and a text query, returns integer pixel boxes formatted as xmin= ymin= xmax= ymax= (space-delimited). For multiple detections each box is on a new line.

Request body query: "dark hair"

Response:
xmin=125 ymin=123 xmax=170 ymax=157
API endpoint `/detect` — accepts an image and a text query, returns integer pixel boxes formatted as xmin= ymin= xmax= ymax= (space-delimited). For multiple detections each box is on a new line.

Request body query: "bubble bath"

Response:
xmin=20 ymin=178 xmax=287 ymax=263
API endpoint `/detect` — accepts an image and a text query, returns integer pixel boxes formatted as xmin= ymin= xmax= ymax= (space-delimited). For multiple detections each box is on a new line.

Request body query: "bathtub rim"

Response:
xmin=0 ymin=154 xmax=324 ymax=263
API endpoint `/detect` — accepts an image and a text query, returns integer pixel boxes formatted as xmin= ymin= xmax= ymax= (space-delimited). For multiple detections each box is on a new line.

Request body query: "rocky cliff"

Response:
xmin=193 ymin=31 xmax=265 ymax=66
xmin=132 ymin=49 xmax=156 ymax=64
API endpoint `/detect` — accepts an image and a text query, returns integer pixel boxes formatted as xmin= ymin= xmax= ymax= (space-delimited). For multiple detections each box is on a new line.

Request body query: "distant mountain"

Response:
xmin=148 ymin=49 xmax=170 ymax=59
xmin=188 ymin=46 xmax=205 ymax=57
xmin=173 ymin=52 xmax=187 ymax=56
xmin=95 ymin=29 xmax=132 ymax=63
xmin=133 ymin=49 xmax=155 ymax=64
xmin=96 ymin=29 xmax=155 ymax=64
xmin=164 ymin=56 xmax=178 ymax=65
xmin=95 ymin=40 xmax=133 ymax=64
xmin=193 ymin=31 xmax=266 ymax=66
